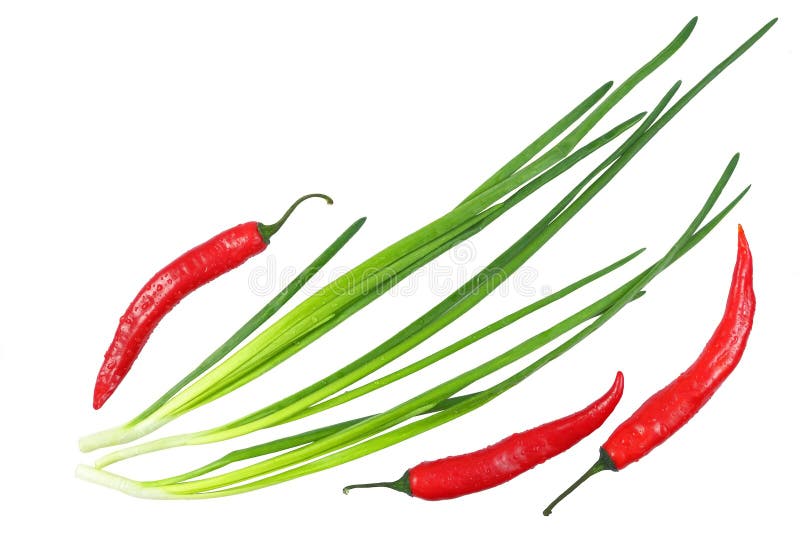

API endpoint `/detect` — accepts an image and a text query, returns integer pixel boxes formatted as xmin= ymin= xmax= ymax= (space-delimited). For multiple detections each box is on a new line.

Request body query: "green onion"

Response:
xmin=287 ymin=250 xmax=646 ymax=422
xmin=80 ymin=18 xmax=697 ymax=453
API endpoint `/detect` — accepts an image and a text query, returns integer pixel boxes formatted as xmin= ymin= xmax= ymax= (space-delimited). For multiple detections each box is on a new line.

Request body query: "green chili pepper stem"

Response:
xmin=257 ymin=193 xmax=334 ymax=242
xmin=343 ymin=470 xmax=412 ymax=496
xmin=542 ymin=449 xmax=617 ymax=516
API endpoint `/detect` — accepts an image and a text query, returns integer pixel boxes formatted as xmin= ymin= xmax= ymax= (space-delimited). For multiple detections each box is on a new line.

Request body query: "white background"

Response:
xmin=1 ymin=1 xmax=798 ymax=532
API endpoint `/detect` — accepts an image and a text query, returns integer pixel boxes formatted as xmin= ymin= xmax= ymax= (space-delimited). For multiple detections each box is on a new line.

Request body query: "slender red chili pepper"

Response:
xmin=92 ymin=193 xmax=332 ymax=410
xmin=343 ymin=371 xmax=624 ymax=500
xmin=543 ymin=225 xmax=755 ymax=516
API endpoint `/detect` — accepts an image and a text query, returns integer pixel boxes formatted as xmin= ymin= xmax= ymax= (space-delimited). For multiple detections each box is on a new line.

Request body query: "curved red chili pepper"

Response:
xmin=543 ymin=225 xmax=755 ymax=515
xmin=343 ymin=371 xmax=624 ymax=500
xmin=92 ymin=194 xmax=332 ymax=410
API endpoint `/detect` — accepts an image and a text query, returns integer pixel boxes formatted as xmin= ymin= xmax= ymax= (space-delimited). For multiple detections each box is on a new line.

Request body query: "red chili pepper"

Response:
xmin=343 ymin=371 xmax=624 ymax=500
xmin=543 ymin=225 xmax=755 ymax=516
xmin=92 ymin=193 xmax=332 ymax=410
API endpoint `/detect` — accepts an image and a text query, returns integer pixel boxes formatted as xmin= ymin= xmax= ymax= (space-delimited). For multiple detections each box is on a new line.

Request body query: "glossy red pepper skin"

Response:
xmin=92 ymin=194 xmax=332 ymax=410
xmin=543 ymin=225 xmax=755 ymax=515
xmin=412 ymin=371 xmax=624 ymax=500
xmin=603 ymin=225 xmax=754 ymax=470
xmin=344 ymin=371 xmax=623 ymax=500
xmin=93 ymin=222 xmax=267 ymax=410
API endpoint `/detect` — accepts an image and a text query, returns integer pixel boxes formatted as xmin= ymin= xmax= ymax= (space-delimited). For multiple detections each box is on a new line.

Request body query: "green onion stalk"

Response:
xmin=79 ymin=17 xmax=701 ymax=453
